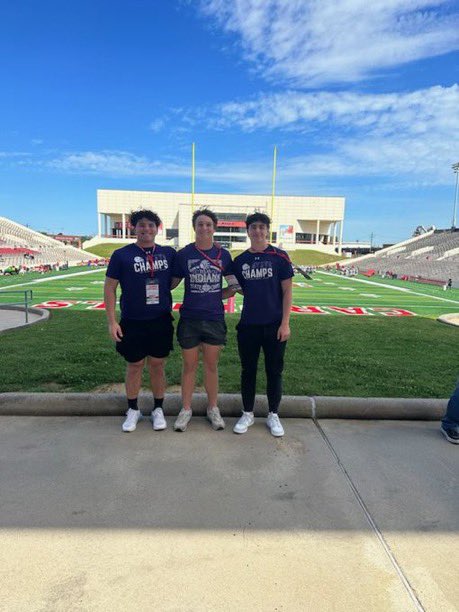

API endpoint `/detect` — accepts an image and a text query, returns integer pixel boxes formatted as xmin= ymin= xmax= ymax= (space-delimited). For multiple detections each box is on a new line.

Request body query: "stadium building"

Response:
xmin=87 ymin=189 xmax=346 ymax=253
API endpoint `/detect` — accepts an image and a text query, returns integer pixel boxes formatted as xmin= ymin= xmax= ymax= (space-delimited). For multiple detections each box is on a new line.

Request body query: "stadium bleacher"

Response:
xmin=0 ymin=216 xmax=94 ymax=270
xmin=344 ymin=229 xmax=459 ymax=284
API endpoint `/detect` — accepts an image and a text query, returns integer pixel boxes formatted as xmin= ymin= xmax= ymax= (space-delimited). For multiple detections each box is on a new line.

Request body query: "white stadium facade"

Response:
xmin=87 ymin=189 xmax=346 ymax=253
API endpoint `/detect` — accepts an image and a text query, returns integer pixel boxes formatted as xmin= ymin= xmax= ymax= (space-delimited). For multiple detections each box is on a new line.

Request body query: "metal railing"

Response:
xmin=0 ymin=290 xmax=33 ymax=322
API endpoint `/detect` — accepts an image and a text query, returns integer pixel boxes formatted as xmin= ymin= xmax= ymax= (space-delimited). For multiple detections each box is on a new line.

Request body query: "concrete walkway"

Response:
xmin=0 ymin=305 xmax=48 ymax=332
xmin=0 ymin=414 xmax=457 ymax=611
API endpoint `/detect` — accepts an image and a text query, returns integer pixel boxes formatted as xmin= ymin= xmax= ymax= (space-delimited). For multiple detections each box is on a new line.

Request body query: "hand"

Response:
xmin=109 ymin=322 xmax=123 ymax=342
xmin=277 ymin=322 xmax=290 ymax=342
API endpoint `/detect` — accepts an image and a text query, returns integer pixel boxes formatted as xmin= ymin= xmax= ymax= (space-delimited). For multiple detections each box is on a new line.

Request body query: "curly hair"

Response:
xmin=130 ymin=209 xmax=162 ymax=227
xmin=192 ymin=208 xmax=218 ymax=229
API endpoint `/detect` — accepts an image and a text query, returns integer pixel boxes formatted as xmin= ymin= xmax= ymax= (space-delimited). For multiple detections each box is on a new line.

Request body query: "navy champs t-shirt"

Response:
xmin=233 ymin=246 xmax=294 ymax=325
xmin=172 ymin=243 xmax=233 ymax=321
xmin=106 ymin=243 xmax=176 ymax=320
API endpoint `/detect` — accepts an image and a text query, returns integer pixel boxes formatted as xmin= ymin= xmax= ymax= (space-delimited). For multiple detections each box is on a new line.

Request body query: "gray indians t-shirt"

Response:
xmin=173 ymin=243 xmax=233 ymax=321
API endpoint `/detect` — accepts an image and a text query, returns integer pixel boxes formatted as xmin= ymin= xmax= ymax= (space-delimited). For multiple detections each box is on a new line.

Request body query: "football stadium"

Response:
xmin=3 ymin=2 xmax=459 ymax=609
xmin=2 ymin=204 xmax=459 ymax=611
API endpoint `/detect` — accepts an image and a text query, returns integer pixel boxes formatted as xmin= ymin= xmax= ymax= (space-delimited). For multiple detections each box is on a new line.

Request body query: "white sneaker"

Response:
xmin=122 ymin=408 xmax=142 ymax=432
xmin=233 ymin=411 xmax=255 ymax=434
xmin=207 ymin=407 xmax=225 ymax=430
xmin=174 ymin=408 xmax=192 ymax=432
xmin=266 ymin=413 xmax=284 ymax=437
xmin=151 ymin=407 xmax=167 ymax=430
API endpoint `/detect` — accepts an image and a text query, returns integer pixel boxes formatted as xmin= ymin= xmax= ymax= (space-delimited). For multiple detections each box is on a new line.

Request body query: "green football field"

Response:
xmin=1 ymin=266 xmax=458 ymax=395
xmin=0 ymin=266 xmax=458 ymax=319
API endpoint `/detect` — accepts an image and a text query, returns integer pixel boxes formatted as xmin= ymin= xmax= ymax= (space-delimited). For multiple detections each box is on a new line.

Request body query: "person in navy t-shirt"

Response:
xmin=232 ymin=212 xmax=293 ymax=437
xmin=104 ymin=209 xmax=176 ymax=433
xmin=171 ymin=208 xmax=239 ymax=432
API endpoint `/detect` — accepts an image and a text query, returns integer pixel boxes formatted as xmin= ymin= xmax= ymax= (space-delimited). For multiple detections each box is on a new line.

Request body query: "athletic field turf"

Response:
xmin=1 ymin=266 xmax=459 ymax=319
xmin=1 ymin=266 xmax=458 ymax=396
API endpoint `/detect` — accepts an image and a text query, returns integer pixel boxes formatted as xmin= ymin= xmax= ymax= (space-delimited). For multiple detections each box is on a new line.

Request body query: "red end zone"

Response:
xmin=33 ymin=300 xmax=416 ymax=317
xmin=291 ymin=306 xmax=415 ymax=316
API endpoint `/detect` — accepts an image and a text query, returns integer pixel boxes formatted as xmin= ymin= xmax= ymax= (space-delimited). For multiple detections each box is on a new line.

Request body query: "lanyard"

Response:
xmin=194 ymin=244 xmax=223 ymax=271
xmin=137 ymin=244 xmax=156 ymax=279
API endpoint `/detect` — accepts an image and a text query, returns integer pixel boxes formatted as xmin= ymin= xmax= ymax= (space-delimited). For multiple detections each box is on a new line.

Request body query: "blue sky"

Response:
xmin=1 ymin=0 xmax=458 ymax=244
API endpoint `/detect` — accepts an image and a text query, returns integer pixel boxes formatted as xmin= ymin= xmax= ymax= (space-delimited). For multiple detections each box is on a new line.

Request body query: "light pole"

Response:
xmin=452 ymin=162 xmax=459 ymax=229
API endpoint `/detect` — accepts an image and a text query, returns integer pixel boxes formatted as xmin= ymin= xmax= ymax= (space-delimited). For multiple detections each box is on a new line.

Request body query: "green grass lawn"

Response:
xmin=84 ymin=243 xmax=123 ymax=258
xmin=0 ymin=309 xmax=457 ymax=396
xmin=290 ymin=250 xmax=343 ymax=265
xmin=1 ymin=266 xmax=458 ymax=397
xmin=353 ymin=273 xmax=456 ymax=296
xmin=0 ymin=265 xmax=90 ymax=288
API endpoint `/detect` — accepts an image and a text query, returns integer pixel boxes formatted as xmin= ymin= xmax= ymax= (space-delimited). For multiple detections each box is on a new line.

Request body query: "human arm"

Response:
xmin=104 ymin=277 xmax=123 ymax=342
xmin=222 ymin=253 xmax=241 ymax=299
xmin=222 ymin=273 xmax=241 ymax=299
xmin=222 ymin=286 xmax=237 ymax=299
xmin=170 ymin=248 xmax=184 ymax=291
xmin=277 ymin=277 xmax=292 ymax=341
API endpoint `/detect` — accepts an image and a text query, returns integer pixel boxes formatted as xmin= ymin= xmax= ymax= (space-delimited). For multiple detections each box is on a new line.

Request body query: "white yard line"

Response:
xmin=0 ymin=268 xmax=105 ymax=292
xmin=317 ymin=271 xmax=459 ymax=306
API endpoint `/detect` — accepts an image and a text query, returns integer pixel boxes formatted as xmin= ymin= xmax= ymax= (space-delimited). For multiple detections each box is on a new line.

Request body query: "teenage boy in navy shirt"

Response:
xmin=232 ymin=213 xmax=293 ymax=437
xmin=171 ymin=208 xmax=239 ymax=432
xmin=104 ymin=210 xmax=176 ymax=433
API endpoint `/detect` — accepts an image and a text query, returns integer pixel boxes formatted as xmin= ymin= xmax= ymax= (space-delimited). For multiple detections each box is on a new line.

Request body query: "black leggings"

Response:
xmin=237 ymin=323 xmax=287 ymax=414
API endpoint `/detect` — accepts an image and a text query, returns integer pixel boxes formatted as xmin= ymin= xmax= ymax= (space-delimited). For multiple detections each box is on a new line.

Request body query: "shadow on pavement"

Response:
xmin=1 ymin=417 xmax=457 ymax=532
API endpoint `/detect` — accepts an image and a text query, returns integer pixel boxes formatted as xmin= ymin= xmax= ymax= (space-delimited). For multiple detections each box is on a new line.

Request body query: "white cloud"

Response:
xmin=198 ymin=0 xmax=459 ymax=86
xmin=149 ymin=119 xmax=166 ymax=132
xmin=0 ymin=151 xmax=29 ymax=158
xmin=46 ymin=151 xmax=188 ymax=178
xmin=35 ymin=150 xmax=272 ymax=189
xmin=209 ymin=85 xmax=458 ymax=133
xmin=190 ymin=84 xmax=459 ymax=183
xmin=10 ymin=81 xmax=459 ymax=188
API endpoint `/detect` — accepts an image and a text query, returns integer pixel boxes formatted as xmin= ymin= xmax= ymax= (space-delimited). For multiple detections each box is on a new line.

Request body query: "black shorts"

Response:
xmin=176 ymin=318 xmax=227 ymax=350
xmin=116 ymin=313 xmax=174 ymax=362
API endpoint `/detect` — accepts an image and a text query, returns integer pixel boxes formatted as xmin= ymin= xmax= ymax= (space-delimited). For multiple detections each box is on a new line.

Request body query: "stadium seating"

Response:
xmin=0 ymin=217 xmax=93 ymax=269
xmin=346 ymin=229 xmax=459 ymax=283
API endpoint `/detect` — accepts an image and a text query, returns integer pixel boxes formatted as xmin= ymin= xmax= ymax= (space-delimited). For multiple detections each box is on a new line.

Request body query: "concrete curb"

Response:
xmin=0 ymin=305 xmax=49 ymax=333
xmin=313 ymin=396 xmax=446 ymax=420
xmin=0 ymin=392 xmax=447 ymax=420
xmin=437 ymin=313 xmax=459 ymax=327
